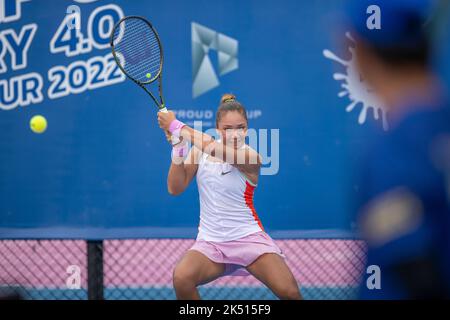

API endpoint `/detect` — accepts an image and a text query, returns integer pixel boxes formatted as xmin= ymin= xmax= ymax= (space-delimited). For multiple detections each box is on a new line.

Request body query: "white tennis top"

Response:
xmin=195 ymin=146 xmax=264 ymax=242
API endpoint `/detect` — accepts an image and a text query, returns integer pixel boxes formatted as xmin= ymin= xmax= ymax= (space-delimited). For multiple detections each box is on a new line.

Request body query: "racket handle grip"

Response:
xmin=160 ymin=107 xmax=181 ymax=146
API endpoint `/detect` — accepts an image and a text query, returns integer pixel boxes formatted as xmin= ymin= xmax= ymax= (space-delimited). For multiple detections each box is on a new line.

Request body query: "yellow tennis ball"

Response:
xmin=30 ymin=115 xmax=47 ymax=134
xmin=146 ymin=72 xmax=152 ymax=79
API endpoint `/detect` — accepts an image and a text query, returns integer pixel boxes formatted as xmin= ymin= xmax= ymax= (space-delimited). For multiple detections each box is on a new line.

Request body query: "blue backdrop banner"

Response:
xmin=0 ymin=0 xmax=447 ymax=239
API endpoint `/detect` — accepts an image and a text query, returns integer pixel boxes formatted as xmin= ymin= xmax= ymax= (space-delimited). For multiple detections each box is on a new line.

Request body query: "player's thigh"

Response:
xmin=173 ymin=250 xmax=225 ymax=286
xmin=246 ymin=253 xmax=300 ymax=297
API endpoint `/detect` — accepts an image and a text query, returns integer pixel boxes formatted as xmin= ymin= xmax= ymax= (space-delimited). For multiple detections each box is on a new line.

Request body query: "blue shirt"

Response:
xmin=356 ymin=91 xmax=450 ymax=299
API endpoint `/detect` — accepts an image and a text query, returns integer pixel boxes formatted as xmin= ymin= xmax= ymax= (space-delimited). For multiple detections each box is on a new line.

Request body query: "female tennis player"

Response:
xmin=157 ymin=94 xmax=302 ymax=300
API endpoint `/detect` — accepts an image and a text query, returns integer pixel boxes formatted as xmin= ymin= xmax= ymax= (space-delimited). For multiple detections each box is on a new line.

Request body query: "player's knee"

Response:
xmin=278 ymin=285 xmax=302 ymax=300
xmin=173 ymin=267 xmax=197 ymax=290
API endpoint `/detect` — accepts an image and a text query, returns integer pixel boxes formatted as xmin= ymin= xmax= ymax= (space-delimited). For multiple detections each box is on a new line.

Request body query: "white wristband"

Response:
xmin=171 ymin=142 xmax=189 ymax=163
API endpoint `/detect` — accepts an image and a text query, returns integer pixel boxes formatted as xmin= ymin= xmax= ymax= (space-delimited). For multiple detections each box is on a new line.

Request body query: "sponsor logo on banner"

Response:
xmin=192 ymin=22 xmax=238 ymax=98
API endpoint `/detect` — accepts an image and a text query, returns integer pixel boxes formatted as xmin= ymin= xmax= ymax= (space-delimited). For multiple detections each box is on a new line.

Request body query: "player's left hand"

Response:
xmin=157 ymin=110 xmax=176 ymax=131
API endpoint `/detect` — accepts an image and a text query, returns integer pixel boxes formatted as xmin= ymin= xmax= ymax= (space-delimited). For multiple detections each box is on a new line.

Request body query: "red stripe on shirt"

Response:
xmin=244 ymin=181 xmax=264 ymax=230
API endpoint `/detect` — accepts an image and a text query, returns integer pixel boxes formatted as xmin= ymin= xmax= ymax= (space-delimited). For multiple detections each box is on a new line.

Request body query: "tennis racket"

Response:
xmin=110 ymin=16 xmax=180 ymax=145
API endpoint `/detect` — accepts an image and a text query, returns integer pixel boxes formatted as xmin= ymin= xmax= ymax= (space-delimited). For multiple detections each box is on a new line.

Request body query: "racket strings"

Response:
xmin=115 ymin=34 xmax=160 ymax=79
xmin=115 ymin=23 xmax=160 ymax=66
xmin=112 ymin=18 xmax=162 ymax=83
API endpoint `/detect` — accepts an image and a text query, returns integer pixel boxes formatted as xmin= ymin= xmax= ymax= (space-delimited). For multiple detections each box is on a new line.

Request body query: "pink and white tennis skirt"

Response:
xmin=188 ymin=231 xmax=285 ymax=276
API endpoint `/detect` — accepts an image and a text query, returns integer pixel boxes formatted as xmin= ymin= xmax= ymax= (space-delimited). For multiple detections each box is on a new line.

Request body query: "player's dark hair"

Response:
xmin=369 ymin=15 xmax=431 ymax=68
xmin=216 ymin=93 xmax=248 ymax=128
xmin=370 ymin=39 xmax=430 ymax=68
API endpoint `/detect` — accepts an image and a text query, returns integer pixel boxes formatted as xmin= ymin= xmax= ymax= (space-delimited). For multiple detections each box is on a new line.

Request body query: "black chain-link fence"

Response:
xmin=0 ymin=238 xmax=366 ymax=300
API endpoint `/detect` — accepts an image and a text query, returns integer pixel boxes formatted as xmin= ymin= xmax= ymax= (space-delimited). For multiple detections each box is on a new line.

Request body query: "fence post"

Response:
xmin=87 ymin=240 xmax=104 ymax=300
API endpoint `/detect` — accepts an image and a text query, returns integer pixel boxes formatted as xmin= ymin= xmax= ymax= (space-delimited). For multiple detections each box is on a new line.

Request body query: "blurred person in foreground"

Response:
xmin=346 ymin=0 xmax=450 ymax=299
